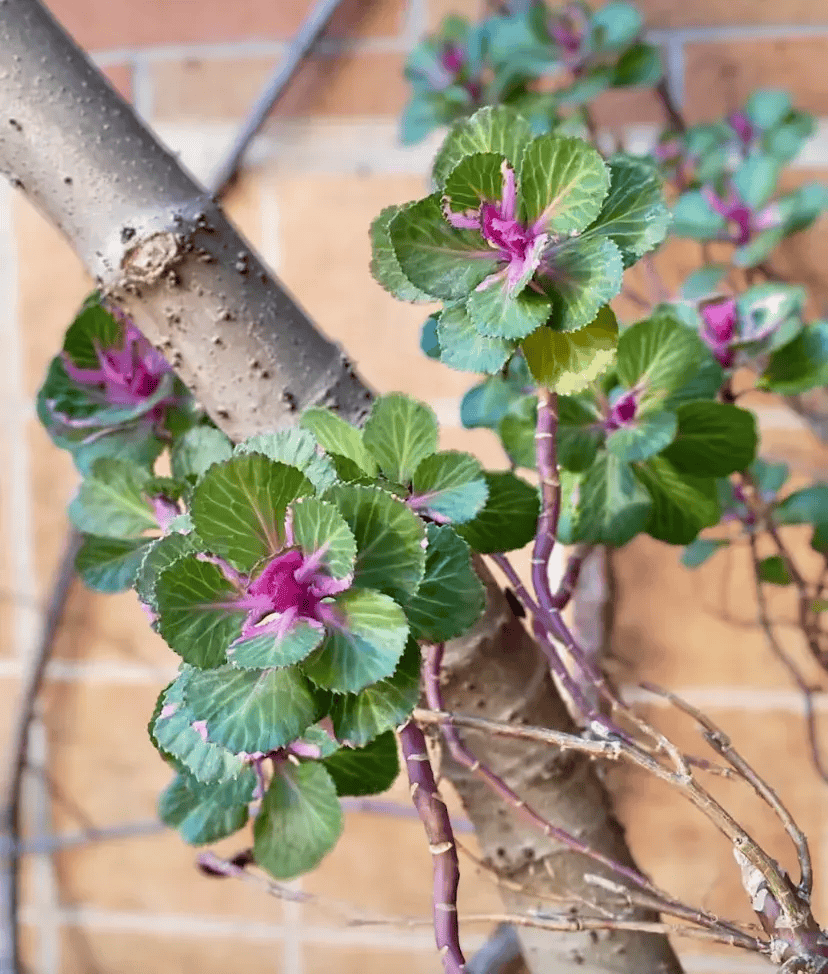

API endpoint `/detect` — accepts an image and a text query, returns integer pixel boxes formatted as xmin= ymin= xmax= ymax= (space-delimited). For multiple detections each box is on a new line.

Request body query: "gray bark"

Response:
xmin=0 ymin=2 xmax=684 ymax=973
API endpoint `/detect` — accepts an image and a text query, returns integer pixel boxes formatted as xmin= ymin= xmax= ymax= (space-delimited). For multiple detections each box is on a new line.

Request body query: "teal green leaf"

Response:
xmin=499 ymin=398 xmax=537 ymax=469
xmin=571 ymin=452 xmax=652 ymax=547
xmin=362 ymin=394 xmax=439 ymax=485
xmin=389 ymin=195 xmax=499 ymax=301
xmin=421 ymin=315 xmax=441 ymax=359
xmin=254 ymin=762 xmax=343 ymax=880
xmin=155 ymin=555 xmax=244 ymax=668
xmin=191 ymin=456 xmax=314 ymax=570
xmin=774 ymin=484 xmax=828 ymax=526
xmin=411 ymin=451 xmax=488 ymax=524
xmin=681 ymin=266 xmax=727 ymax=302
xmin=236 ymin=428 xmax=337 ymax=494
xmin=291 ymin=496 xmax=357 ymax=580
xmin=151 ymin=672 xmax=249 ymax=784
xmin=662 ymin=353 xmax=725 ymax=410
xmin=301 ymin=409 xmax=378 ymax=477
xmin=171 ymin=427 xmax=233 ymax=481
xmin=135 ymin=531 xmax=199 ymax=613
xmin=158 ymin=773 xmax=250 ymax=845
xmin=327 ymin=485 xmax=426 ymax=602
xmin=302 ymin=588 xmax=408 ymax=694
xmin=437 ymin=304 xmax=512 ymax=374
xmin=634 ymin=456 xmax=720 ymax=545
xmin=557 ymin=395 xmax=604 ymax=471
xmin=760 ymin=321 xmax=828 ymax=395
xmin=543 ymin=236 xmax=623 ymax=332
xmin=68 ymin=459 xmax=156 ymax=537
xmin=590 ymin=1 xmax=642 ymax=50
xmin=671 ymin=191 xmax=727 ymax=240
xmin=460 ymin=374 xmax=522 ymax=429
xmin=75 ymin=535 xmax=152 ymax=593
xmin=62 ymin=293 xmax=122 ymax=369
xmin=616 ymin=311 xmax=705 ymax=406
xmin=330 ymin=639 xmax=420 ymax=747
xmin=607 ymin=411 xmax=678 ymax=463
xmin=443 ymin=152 xmax=507 ymax=214
xmin=519 ymin=135 xmax=609 ymax=235
xmin=467 ymin=279 xmax=552 ymax=339
xmin=752 ymin=458 xmax=790 ymax=499
xmin=322 ymin=731 xmax=400 ymax=797
xmin=758 ymin=555 xmax=792 ymax=586
xmin=456 ymin=472 xmax=540 ymax=553
xmin=586 ymin=155 xmax=670 ymax=268
xmin=522 ymin=306 xmax=619 ymax=393
xmin=661 ymin=401 xmax=758 ymax=477
xmin=732 ymin=155 xmax=779 ymax=210
xmin=682 ymin=537 xmax=729 ymax=569
xmin=746 ymin=89 xmax=791 ymax=129
xmin=613 ymin=42 xmax=663 ymax=87
xmin=370 ymin=204 xmax=434 ymax=302
xmin=184 ymin=664 xmax=319 ymax=754
xmin=432 ymin=106 xmax=534 ymax=188
xmin=228 ymin=621 xmax=325 ymax=671
xmin=404 ymin=524 xmax=484 ymax=642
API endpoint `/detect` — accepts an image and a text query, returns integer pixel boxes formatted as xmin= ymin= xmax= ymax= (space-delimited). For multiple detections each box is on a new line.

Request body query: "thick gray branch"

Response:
xmin=0 ymin=3 xmax=684 ymax=973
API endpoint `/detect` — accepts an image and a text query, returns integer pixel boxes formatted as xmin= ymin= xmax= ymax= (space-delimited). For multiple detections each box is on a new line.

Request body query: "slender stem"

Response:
xmin=655 ymin=77 xmax=687 ymax=132
xmin=531 ymin=388 xmax=562 ymax=622
xmin=0 ymin=529 xmax=81 ymax=974
xmin=209 ymin=0 xmax=347 ymax=198
xmin=398 ymin=720 xmax=466 ymax=974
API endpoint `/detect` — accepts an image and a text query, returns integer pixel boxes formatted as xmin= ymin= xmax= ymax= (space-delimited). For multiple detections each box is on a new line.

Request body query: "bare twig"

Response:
xmin=655 ymin=78 xmax=686 ymax=132
xmin=1 ymin=528 xmax=81 ymax=974
xmin=209 ymin=0 xmax=347 ymax=198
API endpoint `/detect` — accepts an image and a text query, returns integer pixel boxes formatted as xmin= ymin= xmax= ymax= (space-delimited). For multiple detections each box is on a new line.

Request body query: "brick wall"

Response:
xmin=1 ymin=1 xmax=827 ymax=972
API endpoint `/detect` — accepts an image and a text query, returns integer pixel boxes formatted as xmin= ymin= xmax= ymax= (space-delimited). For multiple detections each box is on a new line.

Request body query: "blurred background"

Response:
xmin=2 ymin=0 xmax=828 ymax=971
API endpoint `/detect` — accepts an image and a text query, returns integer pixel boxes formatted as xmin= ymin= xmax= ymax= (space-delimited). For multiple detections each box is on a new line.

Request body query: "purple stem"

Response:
xmin=532 ymin=389 xmax=562 ymax=625
xmin=398 ymin=720 xmax=466 ymax=974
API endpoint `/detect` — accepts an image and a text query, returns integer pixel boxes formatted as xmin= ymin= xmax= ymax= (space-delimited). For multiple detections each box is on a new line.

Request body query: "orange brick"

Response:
xmin=48 ymin=0 xmax=406 ymax=52
xmin=637 ymin=0 xmax=828 ymax=27
xmin=684 ymin=37 xmax=828 ymax=123
xmin=152 ymin=52 xmax=409 ymax=122
xmin=591 ymin=84 xmax=667 ymax=131
xmin=426 ymin=0 xmax=486 ymax=30
xmin=772 ymin=169 xmax=828 ymax=316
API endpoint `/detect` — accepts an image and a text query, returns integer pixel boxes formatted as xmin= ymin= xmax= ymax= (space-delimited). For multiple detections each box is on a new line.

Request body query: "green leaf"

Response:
xmin=370 ymin=204 xmax=434 ymax=302
xmin=302 ymin=588 xmax=409 ymax=694
xmin=617 ymin=311 xmax=705 ymax=406
xmin=661 ymin=402 xmax=758 ymax=477
xmin=760 ymin=321 xmax=828 ymax=395
xmin=758 ymin=555 xmax=792 ymax=586
xmin=662 ymin=353 xmax=725 ymax=410
xmin=363 ymin=394 xmax=439 ymax=485
xmin=586 ymin=155 xmax=670 ymax=268
xmin=155 ymin=555 xmax=244 ymax=668
xmin=322 ymin=731 xmax=400 ymax=797
xmin=522 ymin=306 xmax=618 ymax=394
xmin=410 ymin=451 xmax=488 ymax=524
xmin=184 ymin=665 xmax=319 ymax=754
xmin=432 ymin=105 xmax=534 ymax=188
xmin=752 ymin=458 xmax=790 ymax=499
xmin=330 ymin=639 xmax=420 ymax=746
xmin=519 ymin=135 xmax=609 ymax=235
xmin=254 ymin=762 xmax=343 ymax=880
xmin=151 ymin=672 xmax=249 ymax=784
xmin=682 ymin=537 xmax=729 ymax=569
xmin=437 ymin=303 xmax=513 ymax=374
xmin=590 ymin=1 xmax=642 ymax=50
xmin=443 ymin=152 xmax=508 ymax=214
xmin=389 ymin=195 xmax=499 ymax=301
xmin=62 ymin=293 xmax=123 ymax=368
xmin=404 ymin=524 xmax=484 ymax=642
xmin=291 ymin=497 xmax=357 ymax=580
xmin=635 ymin=456 xmax=720 ymax=545
xmin=301 ymin=409 xmax=378 ymax=477
xmin=158 ymin=772 xmax=251 ymax=845
xmin=421 ymin=315 xmax=442 ymax=359
xmin=613 ymin=41 xmax=663 ymax=87
xmin=467 ymin=279 xmax=552 ymax=340
xmin=571 ymin=453 xmax=652 ymax=546
xmin=671 ymin=191 xmax=727 ymax=240
xmin=774 ymin=484 xmax=828 ymax=526
xmin=746 ymin=89 xmax=791 ymax=129
xmin=68 ymin=459 xmax=156 ymax=537
xmin=135 ymin=531 xmax=198 ymax=613
xmin=499 ymin=398 xmax=537 ymax=470
xmin=732 ymin=155 xmax=779 ymax=210
xmin=327 ymin=485 xmax=426 ymax=602
xmin=543 ymin=236 xmax=624 ymax=333
xmin=236 ymin=429 xmax=338 ymax=494
xmin=171 ymin=427 xmax=234 ymax=481
xmin=191 ymin=456 xmax=314 ymax=570
xmin=456 ymin=472 xmax=540 ymax=553
xmin=75 ymin=535 xmax=152 ymax=593
xmin=460 ymin=374 xmax=523 ymax=429
xmin=681 ymin=266 xmax=727 ymax=302
xmin=229 ymin=620 xmax=325 ymax=671
xmin=607 ymin=411 xmax=678 ymax=463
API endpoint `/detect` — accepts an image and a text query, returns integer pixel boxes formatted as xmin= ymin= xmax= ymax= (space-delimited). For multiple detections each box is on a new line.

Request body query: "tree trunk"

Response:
xmin=0 ymin=3 xmax=684 ymax=972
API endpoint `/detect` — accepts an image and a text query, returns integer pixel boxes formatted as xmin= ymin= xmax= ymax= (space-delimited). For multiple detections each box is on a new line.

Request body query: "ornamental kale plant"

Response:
xmin=31 ymin=1 xmax=828 ymax=972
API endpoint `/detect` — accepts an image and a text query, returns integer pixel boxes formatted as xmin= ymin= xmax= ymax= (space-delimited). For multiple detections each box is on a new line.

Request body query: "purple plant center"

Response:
xmin=700 ymin=298 xmax=738 ymax=368
xmin=63 ymin=322 xmax=173 ymax=409
xmin=728 ymin=111 xmax=755 ymax=148
xmin=702 ymin=186 xmax=778 ymax=247
xmin=550 ymin=5 xmax=587 ymax=59
xmin=605 ymin=390 xmax=638 ymax=431
xmin=441 ymin=42 xmax=465 ymax=74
